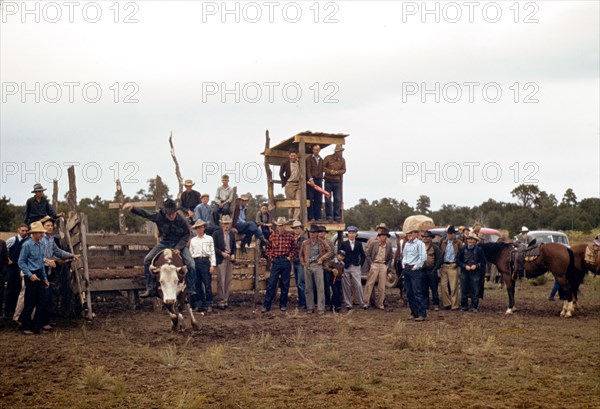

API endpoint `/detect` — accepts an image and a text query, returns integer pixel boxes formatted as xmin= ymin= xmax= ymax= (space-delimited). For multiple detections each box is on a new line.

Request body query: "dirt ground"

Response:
xmin=1 ymin=276 xmax=599 ymax=409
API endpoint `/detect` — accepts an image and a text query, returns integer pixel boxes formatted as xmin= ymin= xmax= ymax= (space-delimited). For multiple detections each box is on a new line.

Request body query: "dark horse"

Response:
xmin=481 ymin=242 xmax=521 ymax=314
xmin=522 ymin=242 xmax=584 ymax=318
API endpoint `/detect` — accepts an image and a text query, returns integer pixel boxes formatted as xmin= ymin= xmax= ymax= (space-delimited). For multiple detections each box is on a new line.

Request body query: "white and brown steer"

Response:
xmin=150 ymin=249 xmax=198 ymax=331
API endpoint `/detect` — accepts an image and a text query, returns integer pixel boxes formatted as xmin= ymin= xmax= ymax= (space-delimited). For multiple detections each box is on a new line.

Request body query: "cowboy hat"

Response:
xmin=376 ymin=223 xmax=388 ymax=230
xmin=422 ymin=230 xmax=434 ymax=238
xmin=274 ymin=217 xmax=287 ymax=226
xmin=334 ymin=144 xmax=344 ymax=152
xmin=465 ymin=233 xmax=479 ymax=240
xmin=309 ymin=224 xmax=319 ymax=233
xmin=220 ymin=215 xmax=233 ymax=224
xmin=39 ymin=216 xmax=54 ymax=224
xmin=446 ymin=225 xmax=457 ymax=234
xmin=192 ymin=220 xmax=207 ymax=229
xmin=200 ymin=193 xmax=210 ymax=199
xmin=292 ymin=220 xmax=304 ymax=229
xmin=239 ymin=194 xmax=251 ymax=201
xmin=521 ymin=226 xmax=529 ymax=232
xmin=29 ymin=221 xmax=46 ymax=233
xmin=31 ymin=183 xmax=46 ymax=193
xmin=184 ymin=179 xmax=195 ymax=187
xmin=378 ymin=228 xmax=391 ymax=237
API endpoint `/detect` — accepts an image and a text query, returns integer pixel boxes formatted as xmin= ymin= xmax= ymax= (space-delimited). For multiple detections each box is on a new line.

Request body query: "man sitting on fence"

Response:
xmin=232 ymin=194 xmax=268 ymax=255
xmin=23 ymin=183 xmax=63 ymax=225
xmin=124 ymin=199 xmax=195 ymax=298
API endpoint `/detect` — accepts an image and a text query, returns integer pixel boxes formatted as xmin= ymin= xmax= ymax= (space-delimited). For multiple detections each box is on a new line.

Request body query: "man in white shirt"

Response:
xmin=190 ymin=220 xmax=216 ymax=313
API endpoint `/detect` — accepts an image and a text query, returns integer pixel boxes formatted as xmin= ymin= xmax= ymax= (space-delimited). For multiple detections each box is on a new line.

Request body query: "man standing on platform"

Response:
xmin=262 ymin=217 xmax=298 ymax=313
xmin=323 ymin=144 xmax=346 ymax=222
xmin=280 ymin=148 xmax=301 ymax=221
xmin=212 ymin=175 xmax=235 ymax=226
xmin=306 ymin=144 xmax=324 ymax=222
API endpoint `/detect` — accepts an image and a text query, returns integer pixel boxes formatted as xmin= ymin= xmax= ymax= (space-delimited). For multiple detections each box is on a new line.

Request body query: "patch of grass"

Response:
xmin=292 ymin=326 xmax=305 ymax=347
xmin=511 ymin=348 xmax=534 ymax=373
xmin=408 ymin=332 xmax=437 ymax=352
xmin=250 ymin=332 xmax=272 ymax=348
xmin=157 ymin=344 xmax=185 ymax=369
xmin=204 ymin=344 xmax=225 ymax=371
xmin=81 ymin=365 xmax=111 ymax=391
xmin=527 ymin=274 xmax=550 ymax=286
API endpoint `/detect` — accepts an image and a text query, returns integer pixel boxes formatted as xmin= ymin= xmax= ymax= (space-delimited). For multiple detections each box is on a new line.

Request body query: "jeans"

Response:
xmin=211 ymin=203 xmax=231 ymax=225
xmin=293 ymin=260 xmax=306 ymax=307
xmin=307 ymin=178 xmax=323 ymax=220
xmin=236 ymin=221 xmax=264 ymax=245
xmin=144 ymin=241 xmax=196 ymax=293
xmin=193 ymin=258 xmax=213 ymax=309
xmin=324 ymin=180 xmax=342 ymax=221
xmin=323 ymin=267 xmax=331 ymax=306
xmin=422 ymin=268 xmax=440 ymax=308
xmin=550 ymin=279 xmax=560 ymax=299
xmin=19 ymin=272 xmax=46 ymax=332
xmin=460 ymin=268 xmax=481 ymax=310
xmin=263 ymin=258 xmax=292 ymax=310
xmin=404 ymin=266 xmax=427 ymax=318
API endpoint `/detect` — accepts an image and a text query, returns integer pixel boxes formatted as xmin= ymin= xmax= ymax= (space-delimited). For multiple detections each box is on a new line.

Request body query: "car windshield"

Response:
xmin=552 ymin=235 xmax=569 ymax=245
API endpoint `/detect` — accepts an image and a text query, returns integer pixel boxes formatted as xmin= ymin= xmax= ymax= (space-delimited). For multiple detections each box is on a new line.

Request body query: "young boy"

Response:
xmin=255 ymin=203 xmax=272 ymax=241
xmin=325 ymin=250 xmax=346 ymax=312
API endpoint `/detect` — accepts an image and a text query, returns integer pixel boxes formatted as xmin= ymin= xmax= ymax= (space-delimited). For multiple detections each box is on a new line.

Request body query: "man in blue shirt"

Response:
xmin=193 ymin=193 xmax=217 ymax=235
xmin=18 ymin=221 xmax=51 ymax=334
xmin=402 ymin=229 xmax=428 ymax=321
xmin=232 ymin=194 xmax=267 ymax=255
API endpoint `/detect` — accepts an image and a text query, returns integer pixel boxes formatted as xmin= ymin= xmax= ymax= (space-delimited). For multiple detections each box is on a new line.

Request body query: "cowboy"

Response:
xmin=193 ymin=193 xmax=217 ymax=235
xmin=323 ymin=144 xmax=346 ymax=222
xmin=40 ymin=216 xmax=78 ymax=330
xmin=306 ymin=144 xmax=324 ymax=221
xmin=24 ymin=183 xmax=63 ymax=225
xmin=124 ymin=199 xmax=195 ymax=298
xmin=280 ymin=148 xmax=302 ymax=221
xmin=189 ymin=220 xmax=216 ymax=313
xmin=212 ymin=215 xmax=236 ymax=309
xmin=3 ymin=224 xmax=29 ymax=321
xmin=300 ymin=224 xmax=334 ymax=314
xmin=211 ymin=175 xmax=235 ymax=226
xmin=421 ymin=230 xmax=442 ymax=311
xmin=402 ymin=228 xmax=428 ymax=321
xmin=180 ymin=179 xmax=202 ymax=222
xmin=439 ymin=225 xmax=463 ymax=310
xmin=262 ymin=217 xmax=298 ymax=312
xmin=232 ymin=194 xmax=267 ymax=254
xmin=457 ymin=233 xmax=487 ymax=312
xmin=515 ymin=226 xmax=531 ymax=245
xmin=339 ymin=226 xmax=368 ymax=310
xmin=364 ymin=228 xmax=394 ymax=310
xmin=291 ymin=220 xmax=307 ymax=308
xmin=18 ymin=221 xmax=53 ymax=334
xmin=324 ymin=249 xmax=346 ymax=312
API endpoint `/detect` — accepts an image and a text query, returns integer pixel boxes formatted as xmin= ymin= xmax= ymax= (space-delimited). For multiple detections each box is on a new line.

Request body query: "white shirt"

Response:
xmin=189 ymin=235 xmax=216 ymax=267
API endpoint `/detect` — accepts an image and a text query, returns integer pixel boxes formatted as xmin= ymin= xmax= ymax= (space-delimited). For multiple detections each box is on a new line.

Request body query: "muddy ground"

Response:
xmin=1 ymin=276 xmax=599 ymax=409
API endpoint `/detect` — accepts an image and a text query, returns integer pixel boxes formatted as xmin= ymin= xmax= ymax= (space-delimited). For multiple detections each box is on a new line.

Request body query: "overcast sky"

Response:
xmin=1 ymin=0 xmax=599 ymax=210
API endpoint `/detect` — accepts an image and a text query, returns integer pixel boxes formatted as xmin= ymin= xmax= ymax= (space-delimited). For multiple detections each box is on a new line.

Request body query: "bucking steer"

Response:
xmin=150 ymin=249 xmax=198 ymax=331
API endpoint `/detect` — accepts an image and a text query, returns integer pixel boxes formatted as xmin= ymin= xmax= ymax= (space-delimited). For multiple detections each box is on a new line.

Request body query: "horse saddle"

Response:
xmin=585 ymin=244 xmax=598 ymax=265
xmin=523 ymin=240 xmax=541 ymax=261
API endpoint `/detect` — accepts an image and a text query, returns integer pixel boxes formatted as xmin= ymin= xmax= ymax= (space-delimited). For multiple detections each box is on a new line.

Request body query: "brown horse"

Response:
xmin=481 ymin=242 xmax=521 ymax=314
xmin=523 ymin=243 xmax=583 ymax=318
xmin=571 ymin=243 xmax=600 ymax=276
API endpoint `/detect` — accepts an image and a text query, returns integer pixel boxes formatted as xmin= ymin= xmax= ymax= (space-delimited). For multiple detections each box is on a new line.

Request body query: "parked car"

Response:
xmin=527 ymin=230 xmax=570 ymax=247
xmin=332 ymin=231 xmax=401 ymax=288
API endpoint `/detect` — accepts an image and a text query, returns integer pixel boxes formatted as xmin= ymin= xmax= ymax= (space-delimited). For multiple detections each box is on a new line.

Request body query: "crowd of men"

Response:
xmin=2 ymin=144 xmax=490 ymax=334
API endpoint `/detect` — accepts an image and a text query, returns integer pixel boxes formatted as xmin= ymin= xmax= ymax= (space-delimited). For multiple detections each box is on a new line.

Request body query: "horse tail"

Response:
xmin=566 ymin=247 xmax=580 ymax=296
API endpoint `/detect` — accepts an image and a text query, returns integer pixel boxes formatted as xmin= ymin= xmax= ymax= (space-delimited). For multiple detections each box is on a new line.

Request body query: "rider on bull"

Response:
xmin=124 ymin=199 xmax=195 ymax=298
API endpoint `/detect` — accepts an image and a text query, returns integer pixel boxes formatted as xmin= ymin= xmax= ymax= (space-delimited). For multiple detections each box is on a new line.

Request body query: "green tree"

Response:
xmin=511 ymin=184 xmax=540 ymax=208
xmin=416 ymin=195 xmax=431 ymax=214
xmin=0 ymin=196 xmax=15 ymax=231
xmin=561 ymin=188 xmax=578 ymax=206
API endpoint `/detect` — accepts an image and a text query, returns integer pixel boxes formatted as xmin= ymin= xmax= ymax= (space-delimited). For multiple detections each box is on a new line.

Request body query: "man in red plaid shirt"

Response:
xmin=262 ymin=217 xmax=298 ymax=312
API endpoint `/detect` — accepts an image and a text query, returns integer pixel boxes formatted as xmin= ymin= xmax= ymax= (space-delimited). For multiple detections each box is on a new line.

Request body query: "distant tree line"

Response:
xmin=1 ymin=182 xmax=598 ymax=237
